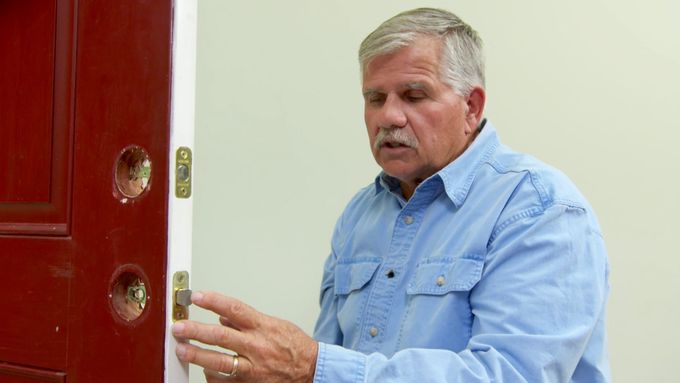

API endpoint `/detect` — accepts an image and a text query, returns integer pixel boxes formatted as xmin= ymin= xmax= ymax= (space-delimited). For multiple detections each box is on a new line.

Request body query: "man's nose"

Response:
xmin=378 ymin=95 xmax=407 ymax=128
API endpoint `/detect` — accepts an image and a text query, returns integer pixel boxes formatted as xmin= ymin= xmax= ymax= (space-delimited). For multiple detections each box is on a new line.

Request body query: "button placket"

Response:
xmin=359 ymin=195 xmax=432 ymax=350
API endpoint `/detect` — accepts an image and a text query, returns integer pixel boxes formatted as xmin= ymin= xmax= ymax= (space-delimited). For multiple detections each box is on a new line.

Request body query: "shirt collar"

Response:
xmin=374 ymin=120 xmax=500 ymax=208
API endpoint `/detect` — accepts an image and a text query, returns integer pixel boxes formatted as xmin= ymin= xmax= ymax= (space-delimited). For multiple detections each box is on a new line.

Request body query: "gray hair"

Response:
xmin=359 ymin=8 xmax=485 ymax=96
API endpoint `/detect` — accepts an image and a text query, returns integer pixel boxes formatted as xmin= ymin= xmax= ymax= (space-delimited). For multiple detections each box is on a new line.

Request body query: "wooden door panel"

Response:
xmin=67 ymin=0 xmax=172 ymax=380
xmin=2 ymin=0 xmax=174 ymax=381
xmin=0 ymin=238 xmax=70 ymax=369
xmin=0 ymin=0 xmax=76 ymax=236
xmin=0 ymin=363 xmax=66 ymax=383
xmin=0 ymin=0 xmax=74 ymax=371
xmin=0 ymin=0 xmax=55 ymax=203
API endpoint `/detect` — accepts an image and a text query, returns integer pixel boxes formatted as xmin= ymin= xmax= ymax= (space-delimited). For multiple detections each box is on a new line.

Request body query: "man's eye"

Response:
xmin=367 ymin=96 xmax=385 ymax=105
xmin=405 ymin=91 xmax=426 ymax=102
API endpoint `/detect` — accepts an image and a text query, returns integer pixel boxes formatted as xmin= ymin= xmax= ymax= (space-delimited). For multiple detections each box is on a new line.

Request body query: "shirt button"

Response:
xmin=403 ymin=215 xmax=414 ymax=225
xmin=369 ymin=327 xmax=379 ymax=337
xmin=436 ymin=276 xmax=446 ymax=286
xmin=386 ymin=270 xmax=395 ymax=278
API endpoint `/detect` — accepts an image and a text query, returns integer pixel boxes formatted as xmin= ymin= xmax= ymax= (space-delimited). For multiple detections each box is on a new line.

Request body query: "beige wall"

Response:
xmin=191 ymin=1 xmax=680 ymax=381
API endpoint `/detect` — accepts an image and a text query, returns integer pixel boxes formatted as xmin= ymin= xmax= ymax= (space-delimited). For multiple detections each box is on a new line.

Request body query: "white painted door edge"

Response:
xmin=165 ymin=0 xmax=197 ymax=382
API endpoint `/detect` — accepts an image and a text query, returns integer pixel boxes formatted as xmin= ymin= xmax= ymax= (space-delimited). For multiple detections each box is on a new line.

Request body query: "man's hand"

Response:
xmin=172 ymin=291 xmax=318 ymax=383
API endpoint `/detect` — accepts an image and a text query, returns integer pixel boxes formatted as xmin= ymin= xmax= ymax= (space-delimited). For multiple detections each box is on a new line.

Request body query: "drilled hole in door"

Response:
xmin=109 ymin=270 xmax=148 ymax=322
xmin=115 ymin=146 xmax=152 ymax=198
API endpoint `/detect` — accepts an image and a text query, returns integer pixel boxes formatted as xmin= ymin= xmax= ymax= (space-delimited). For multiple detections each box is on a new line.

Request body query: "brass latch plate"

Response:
xmin=172 ymin=271 xmax=190 ymax=322
xmin=175 ymin=147 xmax=192 ymax=198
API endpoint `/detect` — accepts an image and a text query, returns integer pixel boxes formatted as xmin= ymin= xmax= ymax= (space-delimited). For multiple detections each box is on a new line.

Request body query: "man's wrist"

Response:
xmin=306 ymin=341 xmax=319 ymax=383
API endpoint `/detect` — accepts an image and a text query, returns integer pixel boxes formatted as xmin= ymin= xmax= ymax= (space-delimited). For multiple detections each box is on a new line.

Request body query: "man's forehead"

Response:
xmin=362 ymin=43 xmax=444 ymax=94
xmin=363 ymin=82 xmax=431 ymax=95
xmin=363 ymin=35 xmax=443 ymax=69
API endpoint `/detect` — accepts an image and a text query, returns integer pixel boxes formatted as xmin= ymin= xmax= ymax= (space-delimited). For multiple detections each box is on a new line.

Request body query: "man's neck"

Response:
xmin=398 ymin=125 xmax=484 ymax=201
xmin=400 ymin=180 xmax=421 ymax=200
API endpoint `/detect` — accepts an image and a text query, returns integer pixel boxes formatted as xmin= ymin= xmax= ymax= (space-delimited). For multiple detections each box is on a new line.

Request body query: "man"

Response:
xmin=173 ymin=8 xmax=610 ymax=382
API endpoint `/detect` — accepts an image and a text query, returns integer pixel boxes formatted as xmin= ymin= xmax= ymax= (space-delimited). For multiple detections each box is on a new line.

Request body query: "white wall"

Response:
xmin=192 ymin=1 xmax=680 ymax=382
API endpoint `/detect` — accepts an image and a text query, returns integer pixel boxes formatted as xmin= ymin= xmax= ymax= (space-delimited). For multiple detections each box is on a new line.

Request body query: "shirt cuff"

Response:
xmin=313 ymin=342 xmax=367 ymax=383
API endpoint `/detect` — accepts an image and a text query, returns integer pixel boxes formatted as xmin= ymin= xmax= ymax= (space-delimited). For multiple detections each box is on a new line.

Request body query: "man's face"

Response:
xmin=362 ymin=36 xmax=482 ymax=194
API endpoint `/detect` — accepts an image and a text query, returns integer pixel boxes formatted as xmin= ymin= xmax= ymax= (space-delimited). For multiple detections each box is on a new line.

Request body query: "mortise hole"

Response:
xmin=109 ymin=270 xmax=148 ymax=322
xmin=115 ymin=146 xmax=152 ymax=198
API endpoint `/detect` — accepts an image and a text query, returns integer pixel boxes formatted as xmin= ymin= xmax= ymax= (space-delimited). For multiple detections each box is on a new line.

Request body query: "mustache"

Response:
xmin=374 ymin=127 xmax=419 ymax=150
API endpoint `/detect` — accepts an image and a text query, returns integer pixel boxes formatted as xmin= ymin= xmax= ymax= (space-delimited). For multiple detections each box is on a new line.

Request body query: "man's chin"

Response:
xmin=380 ymin=164 xmax=417 ymax=183
xmin=378 ymin=144 xmax=415 ymax=158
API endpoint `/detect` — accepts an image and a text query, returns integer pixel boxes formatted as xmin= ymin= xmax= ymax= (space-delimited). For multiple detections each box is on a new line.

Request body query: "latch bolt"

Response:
xmin=172 ymin=271 xmax=190 ymax=322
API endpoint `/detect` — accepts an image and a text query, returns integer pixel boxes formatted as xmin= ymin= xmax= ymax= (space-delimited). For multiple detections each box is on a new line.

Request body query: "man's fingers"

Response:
xmin=176 ymin=343 xmax=251 ymax=379
xmin=204 ymin=369 xmax=230 ymax=382
xmin=173 ymin=320 xmax=249 ymax=354
xmin=192 ymin=291 xmax=260 ymax=330
xmin=219 ymin=315 xmax=241 ymax=331
xmin=204 ymin=368 xmax=244 ymax=382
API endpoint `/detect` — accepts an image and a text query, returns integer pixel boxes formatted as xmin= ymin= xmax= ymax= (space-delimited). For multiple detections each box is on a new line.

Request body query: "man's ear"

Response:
xmin=465 ymin=86 xmax=486 ymax=131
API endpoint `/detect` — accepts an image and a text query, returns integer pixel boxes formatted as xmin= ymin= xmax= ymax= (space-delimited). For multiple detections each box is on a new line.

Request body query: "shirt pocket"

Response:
xmin=400 ymin=254 xmax=484 ymax=351
xmin=407 ymin=253 xmax=484 ymax=295
xmin=333 ymin=258 xmax=381 ymax=344
xmin=334 ymin=258 xmax=382 ymax=295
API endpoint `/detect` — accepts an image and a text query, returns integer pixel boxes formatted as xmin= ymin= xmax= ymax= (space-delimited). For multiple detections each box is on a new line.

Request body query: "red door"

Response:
xmin=1 ymin=0 xmax=177 ymax=381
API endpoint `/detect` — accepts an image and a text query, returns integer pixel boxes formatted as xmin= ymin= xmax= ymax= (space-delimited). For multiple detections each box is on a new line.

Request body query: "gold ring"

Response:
xmin=224 ymin=354 xmax=239 ymax=377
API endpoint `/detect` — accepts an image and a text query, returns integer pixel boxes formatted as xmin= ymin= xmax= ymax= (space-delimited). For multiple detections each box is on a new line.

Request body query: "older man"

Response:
xmin=173 ymin=8 xmax=610 ymax=382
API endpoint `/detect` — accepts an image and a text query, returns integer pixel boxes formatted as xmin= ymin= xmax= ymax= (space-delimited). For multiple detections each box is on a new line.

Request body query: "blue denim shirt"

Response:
xmin=313 ymin=121 xmax=610 ymax=382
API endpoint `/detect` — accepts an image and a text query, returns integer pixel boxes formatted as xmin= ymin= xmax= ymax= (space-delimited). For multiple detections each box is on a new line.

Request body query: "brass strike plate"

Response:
xmin=172 ymin=271 xmax=190 ymax=322
xmin=175 ymin=147 xmax=192 ymax=198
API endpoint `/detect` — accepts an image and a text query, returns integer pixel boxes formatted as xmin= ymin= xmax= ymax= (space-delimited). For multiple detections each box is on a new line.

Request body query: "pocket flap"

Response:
xmin=334 ymin=258 xmax=381 ymax=295
xmin=407 ymin=255 xmax=484 ymax=295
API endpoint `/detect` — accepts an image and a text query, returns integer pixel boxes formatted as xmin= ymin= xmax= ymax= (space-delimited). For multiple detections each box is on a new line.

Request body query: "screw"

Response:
xmin=176 ymin=273 xmax=186 ymax=283
xmin=127 ymin=285 xmax=146 ymax=304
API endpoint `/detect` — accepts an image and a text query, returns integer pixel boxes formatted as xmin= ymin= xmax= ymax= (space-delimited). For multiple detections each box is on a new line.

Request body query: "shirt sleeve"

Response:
xmin=313 ymin=203 xmax=610 ymax=382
